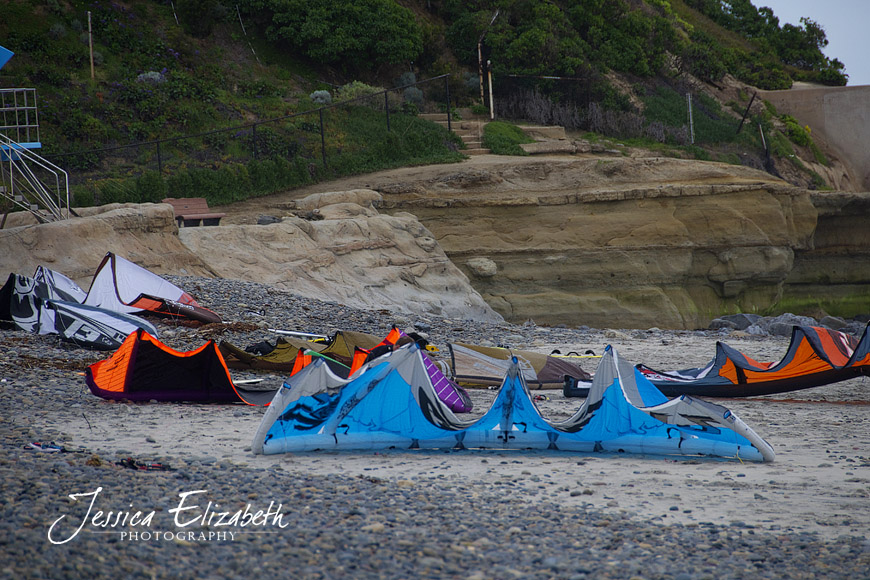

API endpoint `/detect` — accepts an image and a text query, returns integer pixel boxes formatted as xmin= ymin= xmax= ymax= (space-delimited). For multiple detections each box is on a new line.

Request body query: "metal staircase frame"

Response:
xmin=0 ymin=87 xmax=70 ymax=225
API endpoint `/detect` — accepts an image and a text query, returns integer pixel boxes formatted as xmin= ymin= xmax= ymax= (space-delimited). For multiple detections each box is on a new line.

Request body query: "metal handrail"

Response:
xmin=0 ymin=133 xmax=70 ymax=222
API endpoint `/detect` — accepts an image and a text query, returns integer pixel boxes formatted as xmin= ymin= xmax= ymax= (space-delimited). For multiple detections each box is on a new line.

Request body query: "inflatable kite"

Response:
xmin=449 ymin=342 xmax=591 ymax=389
xmin=86 ymin=329 xmax=276 ymax=404
xmin=637 ymin=324 xmax=870 ymax=397
xmin=0 ymin=269 xmax=158 ymax=349
xmin=82 ymin=252 xmax=221 ymax=324
xmin=253 ymin=344 xmax=774 ymax=462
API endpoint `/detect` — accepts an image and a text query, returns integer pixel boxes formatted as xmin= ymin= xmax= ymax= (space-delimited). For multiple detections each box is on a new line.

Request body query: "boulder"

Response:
xmin=719 ymin=313 xmax=763 ymax=330
xmin=0 ymin=203 xmax=216 ymax=287
xmin=0 ymin=198 xmax=502 ymax=323
xmin=766 ymin=313 xmax=819 ymax=337
xmin=709 ymin=318 xmax=738 ymax=331
xmin=819 ymin=315 xmax=848 ymax=330
xmin=178 ymin=193 xmax=502 ymax=322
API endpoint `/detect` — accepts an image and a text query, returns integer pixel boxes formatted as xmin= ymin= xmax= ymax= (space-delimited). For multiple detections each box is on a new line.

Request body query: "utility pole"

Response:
xmin=478 ymin=9 xmax=500 ymax=106
xmin=88 ymin=11 xmax=94 ymax=80
xmin=687 ymin=92 xmax=695 ymax=144
xmin=487 ymin=60 xmax=495 ymax=120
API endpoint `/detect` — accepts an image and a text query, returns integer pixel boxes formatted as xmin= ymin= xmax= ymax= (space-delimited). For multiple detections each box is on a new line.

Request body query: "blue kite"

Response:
xmin=253 ymin=344 xmax=774 ymax=462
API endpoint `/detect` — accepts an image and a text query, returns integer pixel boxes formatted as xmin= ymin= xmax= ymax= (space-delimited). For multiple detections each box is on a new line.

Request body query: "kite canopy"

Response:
xmin=221 ymin=329 xmax=385 ymax=371
xmin=252 ymin=357 xmax=357 ymax=454
xmin=317 ymin=330 xmax=385 ymax=364
xmin=253 ymin=344 xmax=774 ymax=462
xmin=86 ymin=329 xmax=276 ymax=404
xmin=637 ymin=325 xmax=870 ymax=397
xmin=49 ymin=300 xmax=158 ymax=350
xmin=449 ymin=342 xmax=591 ymax=389
xmin=2 ymin=253 xmax=220 ymax=348
xmin=33 ymin=265 xmax=88 ymax=303
xmin=219 ymin=336 xmax=326 ymax=372
xmin=0 ymin=270 xmax=157 ymax=349
xmin=82 ymin=252 xmax=221 ymax=324
xmin=221 ymin=327 xmax=473 ymax=413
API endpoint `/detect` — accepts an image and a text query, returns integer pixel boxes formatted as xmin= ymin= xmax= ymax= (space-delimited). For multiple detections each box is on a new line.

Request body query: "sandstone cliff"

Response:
xmin=177 ymin=190 xmax=501 ymax=322
xmin=5 ymin=156 xmax=867 ymax=330
xmin=0 ymin=195 xmax=502 ymax=323
xmin=0 ymin=203 xmax=217 ymax=283
xmin=299 ymin=155 xmax=864 ymax=330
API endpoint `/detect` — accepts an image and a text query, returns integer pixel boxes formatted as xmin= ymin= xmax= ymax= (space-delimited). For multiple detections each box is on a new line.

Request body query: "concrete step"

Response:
xmin=518 ymin=125 xmax=568 ymax=140
xmin=420 ymin=113 xmax=489 ymax=154
xmin=421 ymin=114 xmax=489 ymax=131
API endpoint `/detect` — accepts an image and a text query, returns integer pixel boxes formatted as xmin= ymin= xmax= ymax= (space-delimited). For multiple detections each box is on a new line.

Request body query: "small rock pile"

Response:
xmin=709 ymin=312 xmax=869 ymax=337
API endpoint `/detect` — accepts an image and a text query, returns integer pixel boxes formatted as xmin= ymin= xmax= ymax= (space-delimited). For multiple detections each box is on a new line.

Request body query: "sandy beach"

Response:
xmin=55 ymin=333 xmax=870 ymax=540
xmin=2 ymin=275 xmax=868 ymax=578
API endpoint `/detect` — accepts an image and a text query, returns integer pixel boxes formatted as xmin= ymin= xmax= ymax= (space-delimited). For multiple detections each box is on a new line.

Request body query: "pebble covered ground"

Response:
xmin=1 ymin=276 xmax=868 ymax=579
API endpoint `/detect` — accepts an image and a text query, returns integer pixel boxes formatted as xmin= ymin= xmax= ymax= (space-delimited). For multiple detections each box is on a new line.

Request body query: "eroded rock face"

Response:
xmin=0 ymin=195 xmax=502 ymax=323
xmin=373 ymin=156 xmax=865 ymax=329
xmin=0 ymin=204 xmax=217 ymax=286
xmin=786 ymin=191 xmax=870 ymax=313
xmin=177 ymin=190 xmax=502 ymax=322
xmin=4 ymin=157 xmax=865 ymax=329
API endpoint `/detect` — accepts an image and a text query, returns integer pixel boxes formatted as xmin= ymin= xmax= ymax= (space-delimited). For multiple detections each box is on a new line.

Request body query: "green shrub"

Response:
xmin=403 ymin=86 xmax=424 ymax=108
xmin=254 ymin=126 xmax=300 ymax=159
xmin=72 ymin=185 xmax=95 ymax=208
xmin=810 ymin=141 xmax=828 ymax=166
xmin=81 ymin=115 xmax=109 ymax=143
xmin=239 ymin=79 xmax=283 ymax=98
xmin=97 ymin=179 xmax=135 ymax=204
xmin=396 ymin=72 xmax=417 ymax=87
xmin=768 ymin=132 xmax=795 ymax=157
xmin=203 ymin=130 xmax=232 ymax=152
xmin=48 ymin=23 xmax=66 ymax=39
xmin=310 ymin=90 xmax=332 ymax=105
xmin=809 ymin=171 xmax=828 ymax=190
xmin=249 ymin=0 xmax=423 ymax=71
xmin=335 ymin=81 xmax=383 ymax=109
xmin=136 ymin=171 xmax=167 ymax=203
xmin=482 ymin=122 xmax=534 ymax=155
xmin=782 ymin=115 xmax=811 ymax=147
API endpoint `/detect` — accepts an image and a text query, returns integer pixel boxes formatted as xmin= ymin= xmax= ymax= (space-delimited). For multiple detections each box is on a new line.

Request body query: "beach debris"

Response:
xmin=115 ymin=457 xmax=174 ymax=471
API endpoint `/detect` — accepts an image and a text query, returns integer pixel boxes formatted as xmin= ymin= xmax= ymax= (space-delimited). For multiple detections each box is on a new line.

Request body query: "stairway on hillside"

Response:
xmin=420 ymin=111 xmax=490 ymax=155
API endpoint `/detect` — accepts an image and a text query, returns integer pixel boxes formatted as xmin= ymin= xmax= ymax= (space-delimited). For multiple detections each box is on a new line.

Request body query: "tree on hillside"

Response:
xmin=444 ymin=1 xmax=588 ymax=77
xmin=492 ymin=1 xmax=587 ymax=76
xmin=444 ymin=0 xmax=679 ymax=78
xmin=240 ymin=0 xmax=423 ymax=72
xmin=777 ymin=18 xmax=827 ymax=70
xmin=569 ymin=0 xmax=678 ymax=77
xmin=684 ymin=0 xmax=846 ymax=86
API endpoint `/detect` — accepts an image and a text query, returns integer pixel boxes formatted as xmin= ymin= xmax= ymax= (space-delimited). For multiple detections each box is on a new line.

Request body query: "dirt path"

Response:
xmin=215 ymin=151 xmax=788 ymax=225
xmin=216 ymin=154 xmax=521 ymax=224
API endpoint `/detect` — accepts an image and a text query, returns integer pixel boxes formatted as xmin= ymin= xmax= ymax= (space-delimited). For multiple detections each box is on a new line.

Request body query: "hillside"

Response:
xmin=0 ymin=0 xmax=855 ymax=208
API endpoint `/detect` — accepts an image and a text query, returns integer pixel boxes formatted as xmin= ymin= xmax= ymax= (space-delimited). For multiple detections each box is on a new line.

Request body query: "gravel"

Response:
xmin=1 ymin=276 xmax=867 ymax=579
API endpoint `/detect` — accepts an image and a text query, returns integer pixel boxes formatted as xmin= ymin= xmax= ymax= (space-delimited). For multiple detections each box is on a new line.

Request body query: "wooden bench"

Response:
xmin=162 ymin=197 xmax=226 ymax=227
